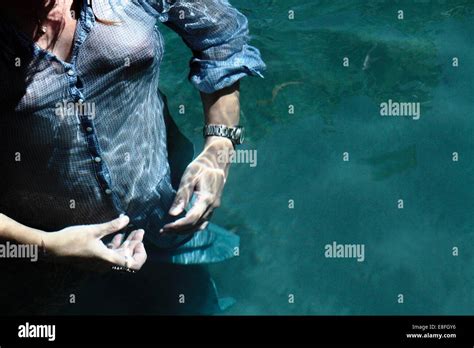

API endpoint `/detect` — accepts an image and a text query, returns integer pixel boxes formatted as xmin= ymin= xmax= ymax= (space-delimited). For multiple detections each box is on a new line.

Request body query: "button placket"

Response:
xmin=62 ymin=5 xmax=119 ymax=203
xmin=64 ymin=63 xmax=112 ymax=198
xmin=78 ymin=112 xmax=115 ymax=199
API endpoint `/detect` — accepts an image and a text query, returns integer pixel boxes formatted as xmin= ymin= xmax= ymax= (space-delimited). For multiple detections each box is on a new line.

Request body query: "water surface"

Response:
xmin=159 ymin=0 xmax=474 ymax=315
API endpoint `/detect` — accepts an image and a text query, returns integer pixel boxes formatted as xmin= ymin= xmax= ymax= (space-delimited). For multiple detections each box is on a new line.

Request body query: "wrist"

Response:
xmin=204 ymin=136 xmax=234 ymax=150
xmin=202 ymin=137 xmax=234 ymax=170
xmin=41 ymin=231 xmax=60 ymax=256
xmin=0 ymin=213 xmax=48 ymax=246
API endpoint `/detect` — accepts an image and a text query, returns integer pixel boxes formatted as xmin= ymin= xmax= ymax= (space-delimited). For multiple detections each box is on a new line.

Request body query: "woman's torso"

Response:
xmin=0 ymin=0 xmax=173 ymax=233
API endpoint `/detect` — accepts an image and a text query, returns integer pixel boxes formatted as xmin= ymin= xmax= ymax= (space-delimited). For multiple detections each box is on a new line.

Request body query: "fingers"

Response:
xmin=125 ymin=229 xmax=144 ymax=243
xmin=198 ymin=210 xmax=213 ymax=231
xmin=119 ymin=229 xmax=147 ymax=270
xmin=108 ymin=233 xmax=125 ymax=249
xmin=100 ymin=229 xmax=147 ymax=271
xmin=94 ymin=215 xmax=130 ymax=238
xmin=119 ymin=229 xmax=144 ymax=254
xmin=107 ymin=225 xmax=142 ymax=250
xmin=130 ymin=240 xmax=147 ymax=269
xmin=169 ymin=178 xmax=195 ymax=216
xmin=161 ymin=191 xmax=214 ymax=233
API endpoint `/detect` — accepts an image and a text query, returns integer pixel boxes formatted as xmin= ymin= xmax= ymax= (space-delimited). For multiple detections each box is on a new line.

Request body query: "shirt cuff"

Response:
xmin=189 ymin=44 xmax=266 ymax=94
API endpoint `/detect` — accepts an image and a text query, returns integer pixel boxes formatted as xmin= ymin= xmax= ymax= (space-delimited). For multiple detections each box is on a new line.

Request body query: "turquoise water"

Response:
xmin=159 ymin=0 xmax=474 ymax=315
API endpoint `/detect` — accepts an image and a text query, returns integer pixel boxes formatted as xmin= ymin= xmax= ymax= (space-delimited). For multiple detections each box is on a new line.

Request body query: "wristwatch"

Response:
xmin=203 ymin=124 xmax=245 ymax=145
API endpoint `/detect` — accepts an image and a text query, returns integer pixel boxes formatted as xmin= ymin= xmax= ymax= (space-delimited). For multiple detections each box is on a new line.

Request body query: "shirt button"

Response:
xmin=94 ymin=156 xmax=102 ymax=163
xmin=86 ymin=126 xmax=93 ymax=132
xmin=105 ymin=189 xmax=112 ymax=195
xmin=67 ymin=69 xmax=75 ymax=76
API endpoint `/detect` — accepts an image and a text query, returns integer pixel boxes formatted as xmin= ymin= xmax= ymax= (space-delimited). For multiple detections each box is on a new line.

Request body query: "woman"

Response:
xmin=0 ymin=0 xmax=265 ymax=314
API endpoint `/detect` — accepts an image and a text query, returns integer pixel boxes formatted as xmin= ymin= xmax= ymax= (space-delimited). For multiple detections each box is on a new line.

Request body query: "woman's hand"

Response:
xmin=44 ymin=215 xmax=147 ymax=272
xmin=161 ymin=136 xmax=234 ymax=234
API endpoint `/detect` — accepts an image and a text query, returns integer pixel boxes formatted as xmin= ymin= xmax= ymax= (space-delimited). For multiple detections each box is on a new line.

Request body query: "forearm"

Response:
xmin=0 ymin=213 xmax=47 ymax=246
xmin=163 ymin=83 xmax=243 ymax=231
xmin=200 ymin=81 xmax=240 ymax=148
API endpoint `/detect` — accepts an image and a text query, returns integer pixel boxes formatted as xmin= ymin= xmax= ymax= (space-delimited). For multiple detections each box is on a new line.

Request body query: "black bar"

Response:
xmin=0 ymin=316 xmax=472 ymax=345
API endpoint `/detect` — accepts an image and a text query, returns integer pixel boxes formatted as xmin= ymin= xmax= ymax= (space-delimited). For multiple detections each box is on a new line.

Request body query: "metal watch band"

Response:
xmin=203 ymin=124 xmax=244 ymax=145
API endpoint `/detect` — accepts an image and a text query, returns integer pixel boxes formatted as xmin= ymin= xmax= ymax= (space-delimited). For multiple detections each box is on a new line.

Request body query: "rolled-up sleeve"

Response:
xmin=144 ymin=0 xmax=266 ymax=93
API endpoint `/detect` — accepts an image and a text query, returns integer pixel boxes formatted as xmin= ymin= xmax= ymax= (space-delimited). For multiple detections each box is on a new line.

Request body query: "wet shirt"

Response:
xmin=0 ymin=0 xmax=265 ymax=263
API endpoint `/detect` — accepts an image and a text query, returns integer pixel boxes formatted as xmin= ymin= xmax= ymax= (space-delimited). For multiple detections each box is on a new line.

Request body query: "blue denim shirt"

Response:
xmin=0 ymin=0 xmax=266 ymax=264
